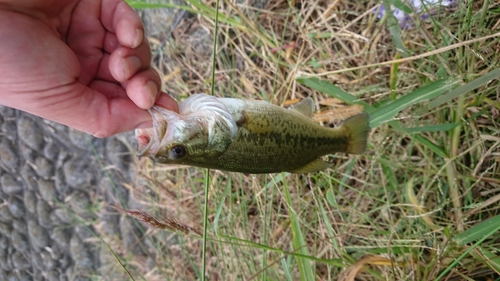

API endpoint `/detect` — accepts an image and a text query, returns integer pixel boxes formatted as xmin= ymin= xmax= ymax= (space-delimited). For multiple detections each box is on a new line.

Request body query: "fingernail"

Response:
xmin=133 ymin=29 xmax=143 ymax=48
xmin=122 ymin=56 xmax=141 ymax=77
xmin=145 ymin=80 xmax=158 ymax=106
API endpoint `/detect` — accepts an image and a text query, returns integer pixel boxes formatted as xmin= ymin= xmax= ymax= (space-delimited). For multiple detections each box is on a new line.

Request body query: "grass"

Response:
xmin=92 ymin=0 xmax=500 ymax=280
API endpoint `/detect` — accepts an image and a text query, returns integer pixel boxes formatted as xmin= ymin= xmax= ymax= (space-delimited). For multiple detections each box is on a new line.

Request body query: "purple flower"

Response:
xmin=376 ymin=0 xmax=458 ymax=28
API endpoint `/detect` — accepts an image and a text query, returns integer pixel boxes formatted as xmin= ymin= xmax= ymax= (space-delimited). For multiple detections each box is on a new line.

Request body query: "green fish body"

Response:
xmin=136 ymin=93 xmax=370 ymax=174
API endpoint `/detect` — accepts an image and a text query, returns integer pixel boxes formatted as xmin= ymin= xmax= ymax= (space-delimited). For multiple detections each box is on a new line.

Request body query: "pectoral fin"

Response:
xmin=288 ymin=159 xmax=333 ymax=173
xmin=289 ymin=97 xmax=314 ymax=118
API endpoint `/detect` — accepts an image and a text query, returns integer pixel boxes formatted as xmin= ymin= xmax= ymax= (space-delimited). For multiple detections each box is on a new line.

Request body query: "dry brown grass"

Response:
xmin=107 ymin=0 xmax=500 ymax=280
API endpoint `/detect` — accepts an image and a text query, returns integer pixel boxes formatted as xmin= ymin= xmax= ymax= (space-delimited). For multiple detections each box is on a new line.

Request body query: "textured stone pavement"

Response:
xmin=0 ymin=4 xmax=185 ymax=280
xmin=0 ymin=107 xmax=150 ymax=280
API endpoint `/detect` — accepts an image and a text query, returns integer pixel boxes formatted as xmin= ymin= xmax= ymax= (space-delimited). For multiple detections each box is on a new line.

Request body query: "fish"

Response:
xmin=135 ymin=93 xmax=370 ymax=174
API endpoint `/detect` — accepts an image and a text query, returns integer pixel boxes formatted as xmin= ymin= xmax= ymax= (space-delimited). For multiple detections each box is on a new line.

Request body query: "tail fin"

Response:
xmin=341 ymin=112 xmax=370 ymax=154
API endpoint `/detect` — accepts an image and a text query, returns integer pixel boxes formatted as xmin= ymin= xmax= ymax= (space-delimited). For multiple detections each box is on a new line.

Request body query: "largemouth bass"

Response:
xmin=135 ymin=93 xmax=370 ymax=174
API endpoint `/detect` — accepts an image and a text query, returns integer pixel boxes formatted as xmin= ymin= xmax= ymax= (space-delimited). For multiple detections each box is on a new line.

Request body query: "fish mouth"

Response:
xmin=135 ymin=127 xmax=155 ymax=157
xmin=135 ymin=107 xmax=168 ymax=157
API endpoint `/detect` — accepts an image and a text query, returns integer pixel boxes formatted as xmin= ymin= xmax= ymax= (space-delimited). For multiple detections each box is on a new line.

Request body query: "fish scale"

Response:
xmin=213 ymin=100 xmax=352 ymax=173
xmin=135 ymin=94 xmax=370 ymax=174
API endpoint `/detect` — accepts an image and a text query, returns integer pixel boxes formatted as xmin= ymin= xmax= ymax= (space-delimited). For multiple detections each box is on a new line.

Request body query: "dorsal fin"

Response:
xmin=289 ymin=97 xmax=314 ymax=118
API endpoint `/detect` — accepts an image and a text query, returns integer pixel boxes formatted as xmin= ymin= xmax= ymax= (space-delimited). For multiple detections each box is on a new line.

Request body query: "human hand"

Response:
xmin=0 ymin=0 xmax=178 ymax=137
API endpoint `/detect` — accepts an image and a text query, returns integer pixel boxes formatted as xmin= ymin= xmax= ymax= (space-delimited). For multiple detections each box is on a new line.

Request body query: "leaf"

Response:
xmin=429 ymin=68 xmax=500 ymax=109
xmin=382 ymin=0 xmax=410 ymax=56
xmin=437 ymin=214 xmax=500 ymax=280
xmin=369 ymin=79 xmax=460 ymax=128
xmin=404 ymin=123 xmax=461 ymax=133
xmin=472 ymin=247 xmax=500 ymax=275
xmin=412 ymin=135 xmax=448 ymax=158
xmin=388 ymin=0 xmax=413 ymax=14
xmin=326 ymin=188 xmax=336 ymax=207
xmin=213 ymin=177 xmax=231 ymax=234
xmin=282 ymin=177 xmax=315 ymax=281
xmin=454 ymin=214 xmax=500 ymax=246
xmin=127 ymin=1 xmax=191 ymax=10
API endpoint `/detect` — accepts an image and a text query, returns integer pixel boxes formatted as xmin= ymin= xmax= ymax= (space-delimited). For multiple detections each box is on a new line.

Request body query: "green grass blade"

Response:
xmin=201 ymin=168 xmax=210 ymax=281
xmin=437 ymin=214 xmax=500 ymax=280
xmin=282 ymin=176 xmax=314 ymax=281
xmin=389 ymin=0 xmax=413 ymax=13
xmin=103 ymin=242 xmax=136 ymax=280
xmin=217 ymin=234 xmax=344 ymax=266
xmin=472 ymin=246 xmax=500 ymax=275
xmin=382 ymin=0 xmax=410 ymax=57
xmin=213 ymin=177 xmax=231 ymax=234
xmin=127 ymin=1 xmax=196 ymax=13
xmin=404 ymin=123 xmax=461 ymax=133
xmin=411 ymin=135 xmax=448 ymax=158
xmin=281 ymin=257 xmax=294 ymax=281
xmin=369 ymin=78 xmax=460 ymax=128
xmin=453 ymin=214 xmax=500 ymax=246
xmin=201 ymin=0 xmax=221 ymax=279
xmin=429 ymin=68 xmax=500 ymax=109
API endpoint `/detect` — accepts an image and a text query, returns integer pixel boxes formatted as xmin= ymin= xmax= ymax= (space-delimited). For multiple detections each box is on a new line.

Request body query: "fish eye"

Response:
xmin=170 ymin=145 xmax=187 ymax=159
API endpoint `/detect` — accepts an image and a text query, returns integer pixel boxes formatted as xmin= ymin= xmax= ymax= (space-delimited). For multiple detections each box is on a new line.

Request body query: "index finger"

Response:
xmin=100 ymin=0 xmax=144 ymax=48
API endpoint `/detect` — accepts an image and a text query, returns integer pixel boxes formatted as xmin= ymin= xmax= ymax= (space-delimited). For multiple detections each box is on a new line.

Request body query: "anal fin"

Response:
xmin=288 ymin=159 xmax=333 ymax=173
